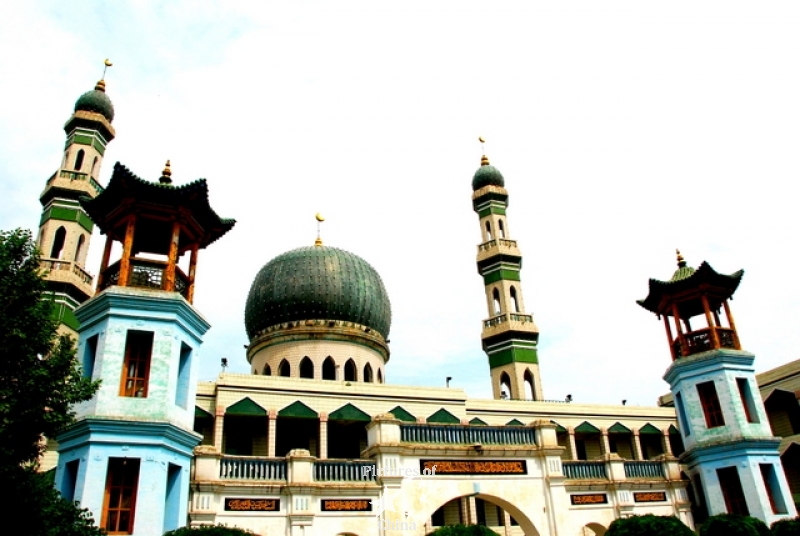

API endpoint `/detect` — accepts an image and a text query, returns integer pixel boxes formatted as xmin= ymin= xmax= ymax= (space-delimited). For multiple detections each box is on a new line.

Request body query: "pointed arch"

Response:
xmin=485 ymin=220 xmax=492 ymax=240
xmin=492 ymin=288 xmax=501 ymax=315
xmin=510 ymin=286 xmax=520 ymax=312
xmin=91 ymin=156 xmax=99 ymax=177
xmin=498 ymin=219 xmax=505 ymax=238
xmin=50 ymin=226 xmax=67 ymax=259
xmin=278 ymin=359 xmax=290 ymax=377
xmin=389 ymin=406 xmax=416 ymax=422
xmin=263 ymin=364 xmax=271 ymax=376
xmin=74 ymin=149 xmax=85 ymax=171
xmin=344 ymin=358 xmax=357 ymax=382
xmin=322 ymin=356 xmax=336 ymax=380
xmin=427 ymin=408 xmax=460 ymax=424
xmin=329 ymin=403 xmax=371 ymax=422
xmin=523 ymin=369 xmax=535 ymax=400
xmin=299 ymin=356 xmax=314 ymax=378
xmin=363 ymin=363 xmax=374 ymax=383
xmin=377 ymin=369 xmax=383 ymax=383
xmin=499 ymin=371 xmax=511 ymax=399
xmin=74 ymin=234 xmax=86 ymax=263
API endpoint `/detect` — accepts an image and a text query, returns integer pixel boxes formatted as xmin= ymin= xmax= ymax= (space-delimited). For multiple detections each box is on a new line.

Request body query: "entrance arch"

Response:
xmin=582 ymin=523 xmax=607 ymax=535
xmin=423 ymin=492 xmax=540 ymax=536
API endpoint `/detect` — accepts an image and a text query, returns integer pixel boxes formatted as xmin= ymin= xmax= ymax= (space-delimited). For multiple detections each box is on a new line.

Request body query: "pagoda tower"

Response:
xmin=53 ymin=162 xmax=235 ymax=536
xmin=638 ymin=252 xmax=796 ymax=525
xmin=36 ymin=76 xmax=116 ymax=338
xmin=471 ymin=150 xmax=541 ymax=400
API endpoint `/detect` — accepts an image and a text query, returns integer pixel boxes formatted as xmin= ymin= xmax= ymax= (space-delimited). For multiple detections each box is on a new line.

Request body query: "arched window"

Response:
xmin=492 ymin=288 xmax=501 ymax=315
xmin=74 ymin=149 xmax=85 ymax=171
xmin=377 ymin=369 xmax=383 ymax=383
xmin=499 ymin=372 xmax=511 ymax=400
xmin=91 ymin=157 xmax=99 ymax=177
xmin=364 ymin=363 xmax=373 ymax=383
xmin=300 ymin=357 xmax=314 ymax=379
xmin=74 ymin=234 xmax=86 ymax=263
xmin=485 ymin=221 xmax=492 ymax=241
xmin=524 ymin=369 xmax=535 ymax=400
xmin=510 ymin=286 xmax=520 ymax=313
xmin=263 ymin=364 xmax=271 ymax=376
xmin=50 ymin=226 xmax=67 ymax=259
xmin=344 ymin=359 xmax=357 ymax=382
xmin=322 ymin=357 xmax=336 ymax=380
xmin=278 ymin=359 xmax=290 ymax=377
xmin=498 ymin=219 xmax=506 ymax=238
xmin=63 ymin=150 xmax=70 ymax=167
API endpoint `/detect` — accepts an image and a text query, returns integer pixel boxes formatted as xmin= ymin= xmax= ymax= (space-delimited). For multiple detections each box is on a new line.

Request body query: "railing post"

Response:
xmin=194 ymin=445 xmax=220 ymax=481
xmin=606 ymin=454 xmax=626 ymax=482
xmin=367 ymin=413 xmax=401 ymax=448
xmin=287 ymin=449 xmax=314 ymax=484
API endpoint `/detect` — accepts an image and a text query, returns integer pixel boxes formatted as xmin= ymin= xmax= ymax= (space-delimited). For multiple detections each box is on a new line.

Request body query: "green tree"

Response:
xmin=427 ymin=525 xmax=501 ymax=536
xmin=606 ymin=514 xmax=694 ymax=536
xmin=699 ymin=513 xmax=770 ymax=536
xmin=163 ymin=526 xmax=254 ymax=536
xmin=0 ymin=228 xmax=101 ymax=535
xmin=772 ymin=517 xmax=800 ymax=536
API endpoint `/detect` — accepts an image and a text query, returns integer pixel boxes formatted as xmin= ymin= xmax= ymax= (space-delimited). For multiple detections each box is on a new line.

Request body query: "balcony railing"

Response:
xmin=49 ymin=170 xmax=104 ymax=194
xmin=100 ymin=258 xmax=189 ymax=298
xmin=477 ymin=238 xmax=518 ymax=252
xmin=672 ymin=327 xmax=738 ymax=358
xmin=563 ymin=461 xmax=608 ymax=480
xmin=314 ymin=460 xmax=376 ymax=481
xmin=400 ymin=424 xmax=536 ymax=446
xmin=624 ymin=461 xmax=665 ymax=479
xmin=483 ymin=313 xmax=534 ymax=328
xmin=40 ymin=258 xmax=93 ymax=286
xmin=219 ymin=457 xmax=286 ymax=481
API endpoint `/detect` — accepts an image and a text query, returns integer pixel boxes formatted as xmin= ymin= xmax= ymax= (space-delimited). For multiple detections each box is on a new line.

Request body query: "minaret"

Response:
xmin=53 ymin=162 xmax=235 ymax=535
xmin=36 ymin=65 xmax=116 ymax=338
xmin=471 ymin=143 xmax=542 ymax=400
xmin=638 ymin=251 xmax=796 ymax=525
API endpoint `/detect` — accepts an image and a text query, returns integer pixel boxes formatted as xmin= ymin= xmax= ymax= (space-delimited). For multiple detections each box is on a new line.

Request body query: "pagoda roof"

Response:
xmin=637 ymin=261 xmax=743 ymax=317
xmin=80 ymin=162 xmax=235 ymax=253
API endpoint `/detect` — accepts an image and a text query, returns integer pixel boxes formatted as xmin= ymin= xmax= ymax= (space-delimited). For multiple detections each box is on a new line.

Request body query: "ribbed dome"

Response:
xmin=245 ymin=245 xmax=392 ymax=341
xmin=74 ymin=81 xmax=114 ymax=122
xmin=472 ymin=164 xmax=505 ymax=190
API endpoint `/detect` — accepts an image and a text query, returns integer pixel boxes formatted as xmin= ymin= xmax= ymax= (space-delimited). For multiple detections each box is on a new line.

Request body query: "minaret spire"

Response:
xmin=471 ymin=141 xmax=542 ymax=400
xmin=315 ymin=213 xmax=325 ymax=246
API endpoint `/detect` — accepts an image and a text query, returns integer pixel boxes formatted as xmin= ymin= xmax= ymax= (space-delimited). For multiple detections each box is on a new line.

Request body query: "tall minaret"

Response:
xmin=471 ymin=141 xmax=542 ymax=400
xmin=36 ymin=63 xmax=116 ymax=338
xmin=638 ymin=252 xmax=796 ymax=525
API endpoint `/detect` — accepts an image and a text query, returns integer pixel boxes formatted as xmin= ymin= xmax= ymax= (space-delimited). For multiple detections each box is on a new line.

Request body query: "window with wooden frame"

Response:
xmin=102 ymin=458 xmax=140 ymax=534
xmin=120 ymin=330 xmax=153 ymax=398
xmin=737 ymin=377 xmax=760 ymax=424
xmin=697 ymin=380 xmax=725 ymax=428
xmin=717 ymin=466 xmax=749 ymax=516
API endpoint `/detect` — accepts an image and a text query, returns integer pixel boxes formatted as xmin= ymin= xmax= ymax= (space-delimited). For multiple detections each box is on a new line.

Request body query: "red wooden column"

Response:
xmin=187 ymin=243 xmax=199 ymax=304
xmin=671 ymin=303 xmax=687 ymax=357
xmin=119 ymin=216 xmax=136 ymax=287
xmin=164 ymin=220 xmax=181 ymax=292
xmin=701 ymin=294 xmax=720 ymax=349
xmin=663 ymin=315 xmax=677 ymax=360
xmin=723 ymin=300 xmax=742 ymax=349
xmin=96 ymin=233 xmax=114 ymax=290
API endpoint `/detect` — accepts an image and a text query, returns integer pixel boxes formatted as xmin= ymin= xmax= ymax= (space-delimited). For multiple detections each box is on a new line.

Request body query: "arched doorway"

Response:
xmin=425 ymin=493 xmax=540 ymax=536
xmin=581 ymin=523 xmax=607 ymax=535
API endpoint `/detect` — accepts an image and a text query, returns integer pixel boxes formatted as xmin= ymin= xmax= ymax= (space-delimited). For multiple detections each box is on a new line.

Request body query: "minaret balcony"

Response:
xmin=482 ymin=312 xmax=538 ymax=339
xmin=40 ymin=258 xmax=94 ymax=295
xmin=99 ymin=257 xmax=189 ymax=299
xmin=42 ymin=170 xmax=102 ymax=198
xmin=671 ymin=327 xmax=740 ymax=359
xmin=476 ymin=238 xmax=521 ymax=264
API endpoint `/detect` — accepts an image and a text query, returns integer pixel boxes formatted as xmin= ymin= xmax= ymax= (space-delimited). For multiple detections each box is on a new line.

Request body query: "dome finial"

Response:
xmin=314 ymin=213 xmax=325 ymax=246
xmin=96 ymin=59 xmax=113 ymax=92
xmin=676 ymin=249 xmax=686 ymax=268
xmin=159 ymin=160 xmax=172 ymax=184
xmin=479 ymin=136 xmax=489 ymax=166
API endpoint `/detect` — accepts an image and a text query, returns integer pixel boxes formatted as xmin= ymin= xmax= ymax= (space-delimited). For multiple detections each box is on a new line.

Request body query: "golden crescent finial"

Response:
xmin=104 ymin=58 xmax=113 ymax=67
xmin=479 ymin=136 xmax=489 ymax=165
xmin=315 ymin=213 xmax=325 ymax=222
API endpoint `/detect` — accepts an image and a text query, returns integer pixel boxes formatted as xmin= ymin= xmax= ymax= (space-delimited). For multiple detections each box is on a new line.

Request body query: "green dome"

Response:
xmin=74 ymin=81 xmax=114 ymax=122
xmin=245 ymin=245 xmax=392 ymax=341
xmin=472 ymin=164 xmax=505 ymax=190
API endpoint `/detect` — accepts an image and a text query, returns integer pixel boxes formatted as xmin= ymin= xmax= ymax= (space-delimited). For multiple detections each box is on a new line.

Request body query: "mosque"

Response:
xmin=34 ymin=74 xmax=800 ymax=536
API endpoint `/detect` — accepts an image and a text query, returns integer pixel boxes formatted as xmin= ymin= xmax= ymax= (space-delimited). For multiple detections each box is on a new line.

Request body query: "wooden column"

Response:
xmin=96 ymin=233 xmax=114 ymax=290
xmin=672 ymin=303 xmax=687 ymax=357
xmin=723 ymin=300 xmax=741 ymax=349
xmin=119 ymin=216 xmax=136 ymax=286
xmin=664 ymin=315 xmax=676 ymax=360
xmin=187 ymin=243 xmax=199 ymax=303
xmin=164 ymin=220 xmax=180 ymax=292
xmin=267 ymin=409 xmax=277 ymax=458
xmin=701 ymin=294 xmax=720 ymax=349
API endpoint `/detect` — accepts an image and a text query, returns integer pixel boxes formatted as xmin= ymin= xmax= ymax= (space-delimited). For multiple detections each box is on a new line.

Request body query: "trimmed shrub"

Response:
xmin=699 ymin=514 xmax=770 ymax=536
xmin=606 ymin=514 xmax=694 ymax=536
xmin=163 ymin=526 xmax=254 ymax=536
xmin=772 ymin=517 xmax=800 ymax=536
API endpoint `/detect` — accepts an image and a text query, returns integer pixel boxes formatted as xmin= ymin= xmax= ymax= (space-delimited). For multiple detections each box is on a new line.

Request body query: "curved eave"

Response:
xmin=80 ymin=162 xmax=236 ymax=248
xmin=637 ymin=261 xmax=744 ymax=316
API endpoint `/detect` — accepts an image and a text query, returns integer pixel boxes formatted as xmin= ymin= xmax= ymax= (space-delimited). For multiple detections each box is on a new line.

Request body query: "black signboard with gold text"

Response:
xmin=224 ymin=498 xmax=280 ymax=511
xmin=570 ymin=494 xmax=608 ymax=505
xmin=321 ymin=499 xmax=373 ymax=512
xmin=419 ymin=460 xmax=527 ymax=475
xmin=634 ymin=492 xmax=667 ymax=503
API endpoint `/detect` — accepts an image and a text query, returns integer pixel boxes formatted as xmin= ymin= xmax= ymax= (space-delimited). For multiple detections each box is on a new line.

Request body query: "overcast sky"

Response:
xmin=1 ymin=2 xmax=799 ymax=406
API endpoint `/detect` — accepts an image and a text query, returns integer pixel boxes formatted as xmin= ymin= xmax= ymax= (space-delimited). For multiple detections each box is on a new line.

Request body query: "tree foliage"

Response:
xmin=606 ymin=514 xmax=694 ymax=536
xmin=699 ymin=513 xmax=770 ymax=536
xmin=0 ymin=228 xmax=101 ymax=534
xmin=772 ymin=517 xmax=800 ymax=536
xmin=163 ymin=526 xmax=254 ymax=536
xmin=427 ymin=525 xmax=502 ymax=536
